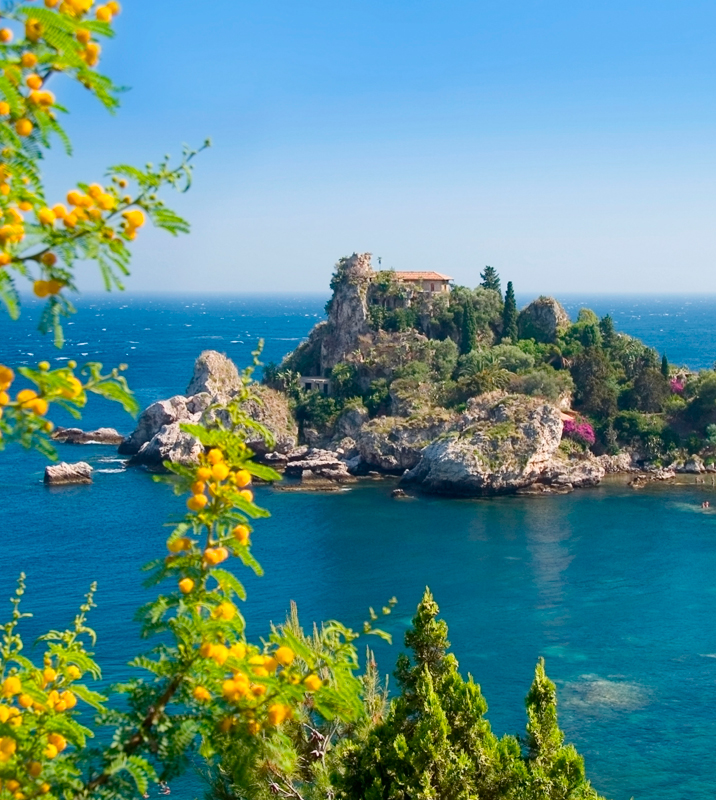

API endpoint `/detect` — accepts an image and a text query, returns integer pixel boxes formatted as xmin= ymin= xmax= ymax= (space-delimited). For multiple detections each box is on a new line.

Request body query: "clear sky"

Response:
xmin=48 ymin=0 xmax=716 ymax=294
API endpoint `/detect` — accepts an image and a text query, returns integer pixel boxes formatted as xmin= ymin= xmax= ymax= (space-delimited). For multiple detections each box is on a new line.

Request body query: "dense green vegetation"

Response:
xmin=267 ymin=263 xmax=716 ymax=465
xmin=228 ymin=590 xmax=605 ymax=800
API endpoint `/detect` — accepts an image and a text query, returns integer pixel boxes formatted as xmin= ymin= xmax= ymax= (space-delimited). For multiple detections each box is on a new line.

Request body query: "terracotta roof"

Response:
xmin=393 ymin=271 xmax=453 ymax=281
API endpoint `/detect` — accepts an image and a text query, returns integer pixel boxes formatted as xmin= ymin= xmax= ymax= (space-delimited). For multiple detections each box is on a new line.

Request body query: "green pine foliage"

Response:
xmin=460 ymin=300 xmax=478 ymax=355
xmin=523 ymin=659 xmax=605 ymax=800
xmin=502 ymin=282 xmax=518 ymax=343
xmin=480 ymin=265 xmax=502 ymax=294
xmin=336 ymin=590 xmax=605 ymax=800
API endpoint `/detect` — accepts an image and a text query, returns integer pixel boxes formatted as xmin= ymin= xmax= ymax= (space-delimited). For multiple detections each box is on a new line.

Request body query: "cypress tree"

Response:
xmin=480 ymin=265 xmax=501 ymax=294
xmin=460 ymin=301 xmax=477 ymax=355
xmin=502 ymin=281 xmax=518 ymax=342
xmin=599 ymin=314 xmax=616 ymax=348
xmin=661 ymin=353 xmax=669 ymax=377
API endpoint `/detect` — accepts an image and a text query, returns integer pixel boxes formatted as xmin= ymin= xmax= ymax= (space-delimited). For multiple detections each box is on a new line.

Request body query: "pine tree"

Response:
xmin=480 ymin=265 xmax=502 ymax=294
xmin=661 ymin=353 xmax=669 ymax=377
xmin=460 ymin=301 xmax=478 ymax=355
xmin=523 ymin=658 xmax=605 ymax=800
xmin=337 ymin=589 xmax=521 ymax=800
xmin=502 ymin=281 xmax=518 ymax=342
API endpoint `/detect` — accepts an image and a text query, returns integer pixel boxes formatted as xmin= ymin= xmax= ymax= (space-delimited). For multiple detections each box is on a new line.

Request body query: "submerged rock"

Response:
xmin=45 ymin=461 xmax=93 ymax=485
xmin=401 ymin=393 xmax=563 ymax=495
xmin=52 ymin=427 xmax=124 ymax=445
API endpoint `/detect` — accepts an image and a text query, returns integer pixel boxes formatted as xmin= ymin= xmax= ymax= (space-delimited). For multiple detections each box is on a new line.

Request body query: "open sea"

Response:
xmin=3 ymin=292 xmax=716 ymax=800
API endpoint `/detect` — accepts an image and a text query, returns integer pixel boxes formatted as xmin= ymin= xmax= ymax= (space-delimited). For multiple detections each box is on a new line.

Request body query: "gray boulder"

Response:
xmin=186 ymin=350 xmax=242 ymax=400
xmin=539 ymin=456 xmax=605 ymax=488
xmin=518 ymin=296 xmax=571 ymax=343
xmin=402 ymin=394 xmax=563 ymax=495
xmin=128 ymin=423 xmax=204 ymax=468
xmin=52 ymin=427 xmax=124 ymax=445
xmin=45 ymin=461 xmax=93 ymax=485
xmin=119 ymin=394 xmax=209 ymax=456
xmin=335 ymin=405 xmax=369 ymax=439
xmin=679 ymin=455 xmax=706 ymax=474
xmin=121 ymin=351 xmax=298 ymax=467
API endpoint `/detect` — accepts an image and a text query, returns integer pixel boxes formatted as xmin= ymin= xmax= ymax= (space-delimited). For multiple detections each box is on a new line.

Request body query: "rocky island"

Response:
xmin=119 ymin=254 xmax=716 ymax=496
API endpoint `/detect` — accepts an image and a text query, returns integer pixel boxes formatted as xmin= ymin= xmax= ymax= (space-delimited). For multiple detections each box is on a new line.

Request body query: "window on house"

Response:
xmin=431 ymin=283 xmax=435 ymax=292
xmin=305 ymin=382 xmax=312 ymax=391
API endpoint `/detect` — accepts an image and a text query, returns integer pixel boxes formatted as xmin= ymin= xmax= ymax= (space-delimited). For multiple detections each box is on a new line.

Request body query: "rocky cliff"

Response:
xmin=401 ymin=393 xmax=564 ymax=495
xmin=120 ymin=351 xmax=298 ymax=468
xmin=282 ymin=253 xmax=373 ymax=377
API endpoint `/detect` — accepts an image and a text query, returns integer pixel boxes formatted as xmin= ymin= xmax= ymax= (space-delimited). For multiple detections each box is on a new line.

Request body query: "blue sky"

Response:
xmin=47 ymin=0 xmax=716 ymax=294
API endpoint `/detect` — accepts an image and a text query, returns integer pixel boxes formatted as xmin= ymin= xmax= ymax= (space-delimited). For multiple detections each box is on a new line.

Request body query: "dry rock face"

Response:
xmin=120 ymin=351 xmax=297 ymax=468
xmin=539 ymin=456 xmax=605 ymax=489
xmin=356 ymin=410 xmax=456 ymax=473
xmin=320 ymin=253 xmax=373 ymax=373
xmin=186 ymin=350 xmax=243 ymax=399
xmin=401 ymin=393 xmax=563 ymax=495
xmin=283 ymin=447 xmax=354 ymax=488
xmin=52 ymin=427 xmax=124 ymax=445
xmin=518 ymin=296 xmax=571 ymax=343
xmin=45 ymin=461 xmax=93 ymax=485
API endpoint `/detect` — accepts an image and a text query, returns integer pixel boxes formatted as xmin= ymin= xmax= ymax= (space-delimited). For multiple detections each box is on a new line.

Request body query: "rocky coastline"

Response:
xmin=50 ymin=253 xmax=716 ymax=498
xmin=47 ymin=346 xmax=712 ymax=499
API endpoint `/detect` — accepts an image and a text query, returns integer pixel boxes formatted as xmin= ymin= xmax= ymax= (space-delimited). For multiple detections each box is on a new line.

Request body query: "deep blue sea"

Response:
xmin=3 ymin=293 xmax=716 ymax=800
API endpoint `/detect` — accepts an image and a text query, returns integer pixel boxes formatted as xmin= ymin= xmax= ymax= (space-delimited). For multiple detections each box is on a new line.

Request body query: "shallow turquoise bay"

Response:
xmin=3 ymin=294 xmax=716 ymax=800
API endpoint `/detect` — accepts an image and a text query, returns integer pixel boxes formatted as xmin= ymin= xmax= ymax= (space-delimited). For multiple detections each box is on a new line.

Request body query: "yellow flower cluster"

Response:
xmin=190 ymin=638 xmax=326 ymax=735
xmin=0 ymin=660 xmax=83 ymax=798
xmin=187 ymin=448 xmax=254 ymax=514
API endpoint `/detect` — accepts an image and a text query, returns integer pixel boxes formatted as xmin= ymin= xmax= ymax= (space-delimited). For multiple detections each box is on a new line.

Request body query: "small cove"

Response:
xmin=3 ymin=293 xmax=716 ymax=799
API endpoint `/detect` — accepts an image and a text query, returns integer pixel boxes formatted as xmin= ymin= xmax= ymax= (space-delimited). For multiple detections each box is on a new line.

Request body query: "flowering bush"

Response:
xmin=562 ymin=417 xmax=596 ymax=446
xmin=670 ymin=378 xmax=685 ymax=394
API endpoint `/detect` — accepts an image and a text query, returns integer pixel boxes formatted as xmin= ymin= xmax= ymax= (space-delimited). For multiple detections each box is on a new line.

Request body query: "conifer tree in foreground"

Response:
xmin=336 ymin=589 xmax=607 ymax=800
xmin=480 ymin=265 xmax=502 ymax=294
xmin=523 ymin=659 xmax=605 ymax=800
xmin=502 ymin=281 xmax=519 ymax=342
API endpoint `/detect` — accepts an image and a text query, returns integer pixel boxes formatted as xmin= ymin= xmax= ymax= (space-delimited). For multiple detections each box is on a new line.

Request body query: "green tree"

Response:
xmin=480 ymin=265 xmax=502 ymax=294
xmin=661 ymin=354 xmax=669 ymax=378
xmin=337 ymin=589 xmax=523 ymax=800
xmin=460 ymin=299 xmax=477 ymax=354
xmin=570 ymin=349 xmax=618 ymax=419
xmin=599 ymin=315 xmax=617 ymax=348
xmin=523 ymin=659 xmax=604 ymax=800
xmin=502 ymin=281 xmax=518 ymax=343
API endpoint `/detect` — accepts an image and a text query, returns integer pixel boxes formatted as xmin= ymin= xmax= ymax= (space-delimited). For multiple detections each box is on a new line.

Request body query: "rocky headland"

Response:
xmin=107 ymin=254 xmax=716 ymax=498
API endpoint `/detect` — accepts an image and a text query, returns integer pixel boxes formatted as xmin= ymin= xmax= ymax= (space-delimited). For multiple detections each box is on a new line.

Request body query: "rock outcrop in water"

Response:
xmin=120 ymin=351 xmax=298 ymax=468
xmin=45 ymin=461 xmax=93 ymax=485
xmin=401 ymin=393 xmax=563 ymax=495
xmin=52 ymin=427 xmax=124 ymax=445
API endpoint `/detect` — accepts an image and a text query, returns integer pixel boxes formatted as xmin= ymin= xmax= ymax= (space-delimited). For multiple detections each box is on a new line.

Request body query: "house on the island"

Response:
xmin=392 ymin=271 xmax=453 ymax=295
xmin=298 ymin=376 xmax=331 ymax=395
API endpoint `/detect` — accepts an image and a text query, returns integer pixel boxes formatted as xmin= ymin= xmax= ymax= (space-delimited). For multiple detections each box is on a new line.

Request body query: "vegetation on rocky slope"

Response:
xmin=267 ymin=258 xmax=716 ymax=467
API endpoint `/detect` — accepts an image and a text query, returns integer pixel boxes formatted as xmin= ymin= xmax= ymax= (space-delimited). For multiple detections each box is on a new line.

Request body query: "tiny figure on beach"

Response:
xmin=702 ymin=501 xmax=710 ymax=509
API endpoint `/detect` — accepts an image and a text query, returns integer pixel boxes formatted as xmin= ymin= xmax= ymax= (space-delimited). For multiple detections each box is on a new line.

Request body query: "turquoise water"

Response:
xmin=3 ymin=293 xmax=716 ymax=799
